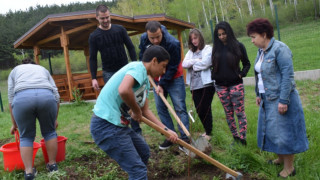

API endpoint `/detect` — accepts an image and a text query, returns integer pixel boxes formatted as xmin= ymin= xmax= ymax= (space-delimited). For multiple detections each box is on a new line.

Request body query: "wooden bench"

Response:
xmin=54 ymin=78 xmax=70 ymax=102
xmin=73 ymin=73 xmax=98 ymax=100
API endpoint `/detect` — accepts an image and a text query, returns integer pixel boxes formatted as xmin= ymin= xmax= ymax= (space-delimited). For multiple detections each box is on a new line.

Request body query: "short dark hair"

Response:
xmin=246 ymin=18 xmax=274 ymax=39
xmin=96 ymin=5 xmax=109 ymax=16
xmin=142 ymin=45 xmax=170 ymax=63
xmin=22 ymin=58 xmax=35 ymax=64
xmin=145 ymin=21 xmax=161 ymax=33
xmin=188 ymin=29 xmax=205 ymax=52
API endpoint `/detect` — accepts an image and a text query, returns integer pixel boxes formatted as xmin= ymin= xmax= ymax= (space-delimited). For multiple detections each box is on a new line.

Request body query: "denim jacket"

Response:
xmin=254 ymin=37 xmax=296 ymax=105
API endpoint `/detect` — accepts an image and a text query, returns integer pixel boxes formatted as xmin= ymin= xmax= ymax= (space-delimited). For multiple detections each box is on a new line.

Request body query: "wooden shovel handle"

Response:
xmin=148 ymin=76 xmax=190 ymax=137
xmin=140 ymin=115 xmax=241 ymax=179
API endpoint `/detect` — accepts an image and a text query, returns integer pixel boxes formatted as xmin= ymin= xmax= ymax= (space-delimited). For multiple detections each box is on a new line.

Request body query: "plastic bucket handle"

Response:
xmin=15 ymin=130 xmax=20 ymax=150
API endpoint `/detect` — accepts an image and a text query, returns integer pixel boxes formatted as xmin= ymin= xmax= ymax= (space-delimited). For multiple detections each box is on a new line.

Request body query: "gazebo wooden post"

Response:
xmin=177 ymin=29 xmax=186 ymax=82
xmin=33 ymin=46 xmax=40 ymax=64
xmin=60 ymin=27 xmax=74 ymax=100
xmin=84 ymin=47 xmax=90 ymax=73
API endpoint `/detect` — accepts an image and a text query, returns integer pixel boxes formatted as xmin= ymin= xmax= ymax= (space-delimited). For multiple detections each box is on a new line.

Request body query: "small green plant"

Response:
xmin=71 ymin=87 xmax=84 ymax=105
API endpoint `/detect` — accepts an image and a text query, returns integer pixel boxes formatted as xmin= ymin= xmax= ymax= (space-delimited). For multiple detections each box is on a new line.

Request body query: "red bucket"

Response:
xmin=40 ymin=136 xmax=68 ymax=163
xmin=0 ymin=131 xmax=41 ymax=171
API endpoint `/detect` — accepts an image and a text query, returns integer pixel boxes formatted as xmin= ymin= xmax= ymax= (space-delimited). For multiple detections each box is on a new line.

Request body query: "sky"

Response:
xmin=0 ymin=0 xmax=107 ymax=15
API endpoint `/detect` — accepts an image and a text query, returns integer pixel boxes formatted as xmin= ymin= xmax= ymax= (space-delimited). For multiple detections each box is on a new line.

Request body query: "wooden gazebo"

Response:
xmin=14 ymin=10 xmax=195 ymax=101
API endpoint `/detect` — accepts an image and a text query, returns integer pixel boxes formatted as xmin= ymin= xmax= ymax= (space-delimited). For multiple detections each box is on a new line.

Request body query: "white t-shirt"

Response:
xmin=254 ymin=53 xmax=265 ymax=94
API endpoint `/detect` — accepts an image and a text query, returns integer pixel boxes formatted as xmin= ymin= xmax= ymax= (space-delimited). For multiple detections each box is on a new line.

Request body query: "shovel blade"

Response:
xmin=188 ymin=136 xmax=212 ymax=158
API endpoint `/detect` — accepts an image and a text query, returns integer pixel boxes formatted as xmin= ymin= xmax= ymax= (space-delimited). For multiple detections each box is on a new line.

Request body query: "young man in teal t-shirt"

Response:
xmin=90 ymin=45 xmax=178 ymax=179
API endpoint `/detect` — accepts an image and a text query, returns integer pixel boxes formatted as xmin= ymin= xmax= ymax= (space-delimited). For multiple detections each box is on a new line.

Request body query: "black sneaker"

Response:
xmin=46 ymin=163 xmax=58 ymax=172
xmin=24 ymin=168 xmax=37 ymax=180
xmin=159 ymin=139 xmax=173 ymax=150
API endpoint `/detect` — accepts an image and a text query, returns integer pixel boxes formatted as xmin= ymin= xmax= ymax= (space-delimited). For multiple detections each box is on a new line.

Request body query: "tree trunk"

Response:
xmin=223 ymin=1 xmax=229 ymax=21
xmin=207 ymin=0 xmax=212 ymax=19
xmin=269 ymin=0 xmax=274 ymax=17
xmin=218 ymin=0 xmax=225 ymax=21
xmin=234 ymin=0 xmax=243 ymax=21
xmin=184 ymin=0 xmax=191 ymax=22
xmin=259 ymin=0 xmax=266 ymax=14
xmin=247 ymin=0 xmax=253 ymax=16
xmin=202 ymin=0 xmax=209 ymax=26
xmin=212 ymin=0 xmax=219 ymax=23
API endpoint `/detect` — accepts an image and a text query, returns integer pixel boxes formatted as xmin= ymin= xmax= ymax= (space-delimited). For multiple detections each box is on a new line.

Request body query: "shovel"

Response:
xmin=140 ymin=115 xmax=243 ymax=180
xmin=148 ymin=76 xmax=212 ymax=156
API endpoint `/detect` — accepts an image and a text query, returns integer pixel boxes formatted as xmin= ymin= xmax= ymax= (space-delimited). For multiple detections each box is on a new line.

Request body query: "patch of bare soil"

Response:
xmin=65 ymin=143 xmax=261 ymax=180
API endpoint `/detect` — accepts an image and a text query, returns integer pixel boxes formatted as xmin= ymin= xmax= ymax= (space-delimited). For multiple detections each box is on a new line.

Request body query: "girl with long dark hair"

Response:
xmin=211 ymin=21 xmax=251 ymax=145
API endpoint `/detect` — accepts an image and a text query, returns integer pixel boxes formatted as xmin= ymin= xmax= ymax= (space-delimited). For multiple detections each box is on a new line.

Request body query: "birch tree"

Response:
xmin=202 ymin=0 xmax=209 ymax=26
xmin=184 ymin=0 xmax=191 ymax=22
xmin=269 ymin=0 xmax=274 ymax=17
xmin=247 ymin=0 xmax=253 ymax=16
xmin=212 ymin=0 xmax=219 ymax=23
xmin=234 ymin=0 xmax=243 ymax=21
xmin=207 ymin=0 xmax=212 ymax=20
xmin=259 ymin=0 xmax=266 ymax=14
xmin=218 ymin=0 xmax=225 ymax=21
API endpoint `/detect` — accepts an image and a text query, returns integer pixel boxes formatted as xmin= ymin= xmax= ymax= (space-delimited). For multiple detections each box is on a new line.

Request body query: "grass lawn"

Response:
xmin=0 ymin=78 xmax=319 ymax=179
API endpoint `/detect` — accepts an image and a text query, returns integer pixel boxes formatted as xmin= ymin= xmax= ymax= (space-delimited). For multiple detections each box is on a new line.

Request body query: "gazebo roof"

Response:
xmin=13 ymin=10 xmax=195 ymax=50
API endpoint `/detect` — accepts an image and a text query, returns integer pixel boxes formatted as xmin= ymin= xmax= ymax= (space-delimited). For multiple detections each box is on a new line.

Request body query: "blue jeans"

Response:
xmin=154 ymin=76 xmax=189 ymax=140
xmin=12 ymin=89 xmax=58 ymax=147
xmin=90 ymin=114 xmax=149 ymax=180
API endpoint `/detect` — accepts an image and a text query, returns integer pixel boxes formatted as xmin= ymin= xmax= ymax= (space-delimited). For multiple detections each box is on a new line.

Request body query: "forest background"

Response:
xmin=0 ymin=0 xmax=319 ymax=78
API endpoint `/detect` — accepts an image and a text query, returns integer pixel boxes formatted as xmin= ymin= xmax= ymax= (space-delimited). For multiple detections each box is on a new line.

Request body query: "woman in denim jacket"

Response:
xmin=247 ymin=18 xmax=308 ymax=178
xmin=182 ymin=29 xmax=215 ymax=140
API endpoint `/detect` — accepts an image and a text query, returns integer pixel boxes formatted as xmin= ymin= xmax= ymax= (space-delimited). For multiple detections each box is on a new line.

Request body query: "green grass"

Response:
xmin=237 ymin=20 xmax=320 ymax=77
xmin=0 ymin=79 xmax=319 ymax=179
